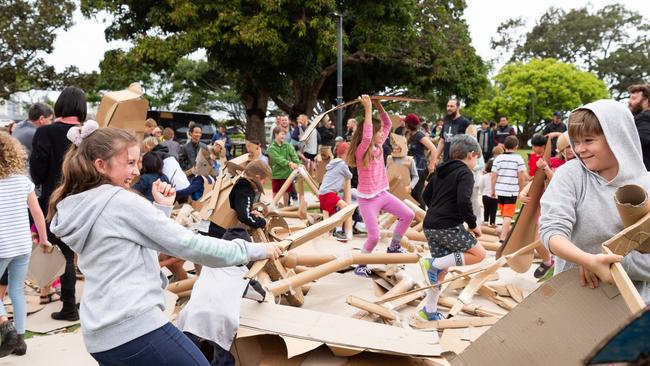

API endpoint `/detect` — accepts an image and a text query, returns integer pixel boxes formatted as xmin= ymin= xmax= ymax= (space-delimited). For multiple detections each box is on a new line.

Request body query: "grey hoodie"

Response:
xmin=50 ymin=184 xmax=267 ymax=353
xmin=319 ymin=158 xmax=353 ymax=195
xmin=539 ymin=99 xmax=650 ymax=303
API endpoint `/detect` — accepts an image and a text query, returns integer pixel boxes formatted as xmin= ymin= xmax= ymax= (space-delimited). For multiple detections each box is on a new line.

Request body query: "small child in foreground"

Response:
xmin=318 ymin=142 xmax=352 ymax=241
xmin=539 ymin=100 xmax=650 ymax=300
xmin=418 ymin=135 xmax=486 ymax=320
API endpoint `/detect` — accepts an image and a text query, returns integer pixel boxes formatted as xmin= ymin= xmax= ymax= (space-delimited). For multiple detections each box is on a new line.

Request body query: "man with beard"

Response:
xmin=275 ymin=114 xmax=293 ymax=143
xmin=433 ymin=99 xmax=471 ymax=162
xmin=629 ymin=84 xmax=650 ymax=170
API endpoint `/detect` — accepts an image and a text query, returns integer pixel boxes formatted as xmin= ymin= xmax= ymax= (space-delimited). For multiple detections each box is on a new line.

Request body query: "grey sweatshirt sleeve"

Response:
xmin=112 ymin=191 xmax=267 ymax=267
xmin=621 ymin=251 xmax=650 ymax=282
xmin=539 ymin=166 xmax=579 ymax=250
xmin=409 ymin=159 xmax=419 ymax=188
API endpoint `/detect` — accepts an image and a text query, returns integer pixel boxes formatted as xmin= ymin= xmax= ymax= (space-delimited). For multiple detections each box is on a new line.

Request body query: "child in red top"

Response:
xmin=528 ymin=135 xmax=547 ymax=178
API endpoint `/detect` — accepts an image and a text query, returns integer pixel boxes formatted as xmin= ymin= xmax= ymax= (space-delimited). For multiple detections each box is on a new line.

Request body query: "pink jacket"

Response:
xmin=355 ymin=112 xmax=391 ymax=198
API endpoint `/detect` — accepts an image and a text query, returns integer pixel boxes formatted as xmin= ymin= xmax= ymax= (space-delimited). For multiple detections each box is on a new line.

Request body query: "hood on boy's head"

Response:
xmin=569 ymin=99 xmax=644 ymax=184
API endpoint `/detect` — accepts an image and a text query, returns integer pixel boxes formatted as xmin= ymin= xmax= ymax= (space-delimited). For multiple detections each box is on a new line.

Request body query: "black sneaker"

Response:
xmin=333 ymin=231 xmax=348 ymax=242
xmin=242 ymin=279 xmax=266 ymax=303
xmin=12 ymin=334 xmax=26 ymax=356
xmin=51 ymin=311 xmax=79 ymax=321
xmin=534 ymin=260 xmax=555 ymax=279
xmin=0 ymin=321 xmax=20 ymax=358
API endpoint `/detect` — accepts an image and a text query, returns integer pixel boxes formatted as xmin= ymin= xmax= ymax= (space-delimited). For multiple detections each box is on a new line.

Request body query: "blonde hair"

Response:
xmin=568 ymin=109 xmax=603 ymax=140
xmin=492 ymin=145 xmax=504 ymax=157
xmin=142 ymin=136 xmax=160 ymax=153
xmin=144 ymin=118 xmax=158 ymax=128
xmin=0 ymin=132 xmax=26 ymax=179
xmin=346 ymin=117 xmax=382 ymax=168
xmin=47 ymin=128 xmax=138 ymax=221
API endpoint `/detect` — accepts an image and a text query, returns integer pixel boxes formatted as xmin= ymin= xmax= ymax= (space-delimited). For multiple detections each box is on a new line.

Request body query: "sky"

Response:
xmin=43 ymin=1 xmax=649 ymax=74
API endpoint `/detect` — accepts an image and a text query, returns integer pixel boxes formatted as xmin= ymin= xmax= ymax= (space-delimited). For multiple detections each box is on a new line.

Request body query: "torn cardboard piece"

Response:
xmin=451 ymin=269 xmax=632 ymax=366
xmin=238 ymin=299 xmax=442 ymax=358
xmin=95 ymin=83 xmax=149 ymax=139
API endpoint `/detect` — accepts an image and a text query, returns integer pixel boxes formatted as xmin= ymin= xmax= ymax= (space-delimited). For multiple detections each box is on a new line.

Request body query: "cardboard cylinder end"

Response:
xmin=615 ymin=185 xmax=650 ymax=228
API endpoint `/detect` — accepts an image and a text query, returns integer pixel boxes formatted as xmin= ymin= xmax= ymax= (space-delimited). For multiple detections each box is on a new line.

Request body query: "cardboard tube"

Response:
xmin=404 ymin=200 xmax=425 ymax=222
xmin=281 ymin=252 xmax=419 ymax=268
xmin=167 ymin=277 xmax=197 ymax=294
xmin=480 ymin=225 xmax=500 ymax=236
xmin=176 ymin=289 xmax=192 ymax=298
xmin=346 ymin=295 xmax=396 ymax=320
xmin=272 ymin=169 xmax=300 ymax=206
xmin=615 ymin=184 xmax=650 ymax=228
xmin=381 ymin=215 xmax=397 ymax=229
xmin=479 ymin=240 xmax=501 ymax=252
xmin=405 ymin=228 xmax=426 ymax=242
xmin=267 ymin=256 xmax=353 ymax=296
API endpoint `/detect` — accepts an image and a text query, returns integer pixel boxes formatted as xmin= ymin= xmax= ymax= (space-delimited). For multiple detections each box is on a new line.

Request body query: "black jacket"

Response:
xmin=422 ymin=160 xmax=477 ymax=229
xmin=634 ymin=109 xmax=650 ymax=171
xmin=317 ymin=126 xmax=336 ymax=147
xmin=229 ymin=179 xmax=266 ymax=228
xmin=30 ymin=122 xmax=76 ymax=213
xmin=178 ymin=141 xmax=206 ymax=170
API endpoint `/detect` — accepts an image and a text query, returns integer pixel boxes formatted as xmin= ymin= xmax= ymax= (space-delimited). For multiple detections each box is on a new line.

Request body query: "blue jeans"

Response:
xmin=0 ymin=254 xmax=30 ymax=334
xmin=91 ymin=323 xmax=210 ymax=366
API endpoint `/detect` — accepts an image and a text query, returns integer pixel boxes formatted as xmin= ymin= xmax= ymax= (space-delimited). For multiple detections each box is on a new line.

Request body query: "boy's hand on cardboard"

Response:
xmin=152 ymin=179 xmax=176 ymax=206
xmin=265 ymin=243 xmax=285 ymax=260
xmin=580 ymin=253 xmax=623 ymax=287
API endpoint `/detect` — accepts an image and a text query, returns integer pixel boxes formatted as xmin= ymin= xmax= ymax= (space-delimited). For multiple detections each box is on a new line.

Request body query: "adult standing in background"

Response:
xmin=493 ymin=116 xmax=516 ymax=148
xmin=628 ymin=84 xmax=650 ymax=170
xmin=179 ymin=122 xmax=206 ymax=171
xmin=30 ymin=86 xmax=86 ymax=321
xmin=12 ymin=103 xmax=54 ymax=157
xmin=344 ymin=118 xmax=357 ymax=142
xmin=432 ymin=99 xmax=470 ymax=162
xmin=477 ymin=121 xmax=494 ymax=162
xmin=541 ymin=112 xmax=567 ymax=156
xmin=317 ymin=117 xmax=336 ymax=148
xmin=404 ymin=113 xmax=437 ymax=208
xmin=160 ymin=128 xmax=180 ymax=160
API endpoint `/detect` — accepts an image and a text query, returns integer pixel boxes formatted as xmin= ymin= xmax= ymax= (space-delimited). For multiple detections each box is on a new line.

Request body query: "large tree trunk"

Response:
xmin=241 ymin=89 xmax=270 ymax=148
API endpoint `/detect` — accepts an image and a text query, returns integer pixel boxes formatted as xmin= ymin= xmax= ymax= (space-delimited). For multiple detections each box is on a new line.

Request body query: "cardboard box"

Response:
xmin=95 ymin=82 xmax=149 ymax=139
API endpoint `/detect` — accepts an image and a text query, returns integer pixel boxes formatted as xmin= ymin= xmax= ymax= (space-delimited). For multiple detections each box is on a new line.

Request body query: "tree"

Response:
xmin=492 ymin=4 xmax=650 ymax=99
xmin=465 ymin=59 xmax=609 ymax=142
xmin=82 ymin=0 xmax=487 ymax=143
xmin=0 ymin=0 xmax=75 ymax=99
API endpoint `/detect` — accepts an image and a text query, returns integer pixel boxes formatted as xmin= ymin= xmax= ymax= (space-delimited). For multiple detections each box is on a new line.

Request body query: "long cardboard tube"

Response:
xmin=346 ymin=295 xmax=396 ymax=321
xmin=480 ymin=226 xmax=500 ymax=236
xmin=479 ymin=240 xmax=501 ymax=252
xmin=167 ymin=277 xmax=197 ymax=294
xmin=438 ymin=297 xmax=503 ymax=318
xmin=603 ymin=246 xmax=645 ymax=314
xmin=297 ymin=176 xmax=307 ymax=220
xmin=405 ymin=228 xmax=426 ymax=242
xmin=297 ymin=166 xmax=320 ymax=195
xmin=404 ymin=200 xmax=425 ymax=222
xmin=412 ymin=316 xmax=500 ymax=330
xmin=271 ymin=168 xmax=300 ymax=206
xmin=281 ymin=252 xmax=420 ymax=268
xmin=376 ymin=240 xmax=542 ymax=305
xmin=267 ymin=256 xmax=352 ymax=296
xmin=381 ymin=215 xmax=397 ymax=230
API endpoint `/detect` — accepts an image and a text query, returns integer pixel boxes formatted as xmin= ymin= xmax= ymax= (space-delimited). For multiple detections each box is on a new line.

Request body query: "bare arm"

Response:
xmin=548 ymin=234 xmax=622 ymax=285
xmin=419 ymin=135 xmax=438 ymax=171
xmin=433 ymin=138 xmax=444 ymax=165
xmin=491 ymin=171 xmax=497 ymax=198
xmin=27 ymin=191 xmax=50 ymax=246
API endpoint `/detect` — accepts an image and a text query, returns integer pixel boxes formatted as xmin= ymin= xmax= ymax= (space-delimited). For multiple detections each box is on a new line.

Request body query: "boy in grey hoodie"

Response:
xmin=539 ymin=99 xmax=650 ymax=303
xmin=319 ymin=142 xmax=353 ymax=240
xmin=49 ymin=126 xmax=283 ymax=365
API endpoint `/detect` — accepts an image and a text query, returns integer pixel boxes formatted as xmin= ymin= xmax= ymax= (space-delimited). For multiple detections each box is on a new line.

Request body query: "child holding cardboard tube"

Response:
xmin=346 ymin=95 xmax=415 ymax=276
xmin=48 ymin=126 xmax=284 ymax=365
xmin=267 ymin=126 xmax=302 ymax=207
xmin=539 ymin=100 xmax=650 ymax=302
xmin=417 ymin=135 xmax=486 ymax=321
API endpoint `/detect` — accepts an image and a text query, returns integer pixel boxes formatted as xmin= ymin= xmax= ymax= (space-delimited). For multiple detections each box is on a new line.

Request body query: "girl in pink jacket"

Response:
xmin=346 ymin=95 xmax=415 ymax=276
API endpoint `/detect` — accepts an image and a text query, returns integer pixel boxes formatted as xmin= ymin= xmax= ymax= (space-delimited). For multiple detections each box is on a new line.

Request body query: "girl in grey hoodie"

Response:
xmin=48 ymin=125 xmax=283 ymax=365
xmin=539 ymin=100 xmax=650 ymax=303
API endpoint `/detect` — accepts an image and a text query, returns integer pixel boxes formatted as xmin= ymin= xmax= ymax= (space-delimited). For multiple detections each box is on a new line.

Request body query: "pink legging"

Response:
xmin=358 ymin=191 xmax=415 ymax=252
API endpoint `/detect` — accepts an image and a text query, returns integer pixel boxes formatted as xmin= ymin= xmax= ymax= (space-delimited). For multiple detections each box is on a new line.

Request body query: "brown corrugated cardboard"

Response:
xmin=450 ymin=268 xmax=632 ymax=366
xmin=95 ymin=83 xmax=149 ymax=139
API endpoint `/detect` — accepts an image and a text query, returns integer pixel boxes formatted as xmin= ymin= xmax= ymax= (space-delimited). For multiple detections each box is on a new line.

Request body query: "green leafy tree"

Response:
xmin=465 ymin=59 xmax=609 ymax=142
xmin=82 ymin=0 xmax=486 ymax=143
xmin=491 ymin=4 xmax=650 ymax=99
xmin=0 ymin=0 xmax=75 ymax=99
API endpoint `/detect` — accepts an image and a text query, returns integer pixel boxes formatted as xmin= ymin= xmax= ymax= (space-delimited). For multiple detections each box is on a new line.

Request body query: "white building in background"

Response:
xmin=0 ymin=99 xmax=26 ymax=121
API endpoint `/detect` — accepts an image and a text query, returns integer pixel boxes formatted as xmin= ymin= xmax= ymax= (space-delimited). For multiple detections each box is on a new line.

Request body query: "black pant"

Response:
xmin=411 ymin=169 xmax=429 ymax=209
xmin=482 ymin=195 xmax=498 ymax=225
xmin=48 ymin=225 xmax=77 ymax=313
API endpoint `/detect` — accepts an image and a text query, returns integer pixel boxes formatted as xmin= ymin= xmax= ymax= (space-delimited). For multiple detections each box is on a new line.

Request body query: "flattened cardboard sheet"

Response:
xmin=451 ymin=269 xmax=632 ymax=366
xmin=238 ymin=299 xmax=441 ymax=358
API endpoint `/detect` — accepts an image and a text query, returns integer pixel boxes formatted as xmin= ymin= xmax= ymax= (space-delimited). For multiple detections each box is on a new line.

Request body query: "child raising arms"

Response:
xmin=346 ymin=95 xmax=415 ymax=276
xmin=48 ymin=125 xmax=283 ymax=365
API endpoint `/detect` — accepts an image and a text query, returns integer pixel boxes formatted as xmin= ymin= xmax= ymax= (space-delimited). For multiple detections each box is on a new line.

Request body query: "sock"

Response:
xmin=423 ymin=287 xmax=441 ymax=313
xmin=389 ymin=234 xmax=403 ymax=250
xmin=432 ymin=252 xmax=465 ymax=270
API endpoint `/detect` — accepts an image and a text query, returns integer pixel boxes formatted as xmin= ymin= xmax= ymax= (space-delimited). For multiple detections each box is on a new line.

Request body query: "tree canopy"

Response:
xmin=0 ymin=0 xmax=75 ymax=99
xmin=465 ymin=58 xmax=609 ymax=141
xmin=81 ymin=0 xmax=487 ymax=141
xmin=491 ymin=4 xmax=650 ymax=99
